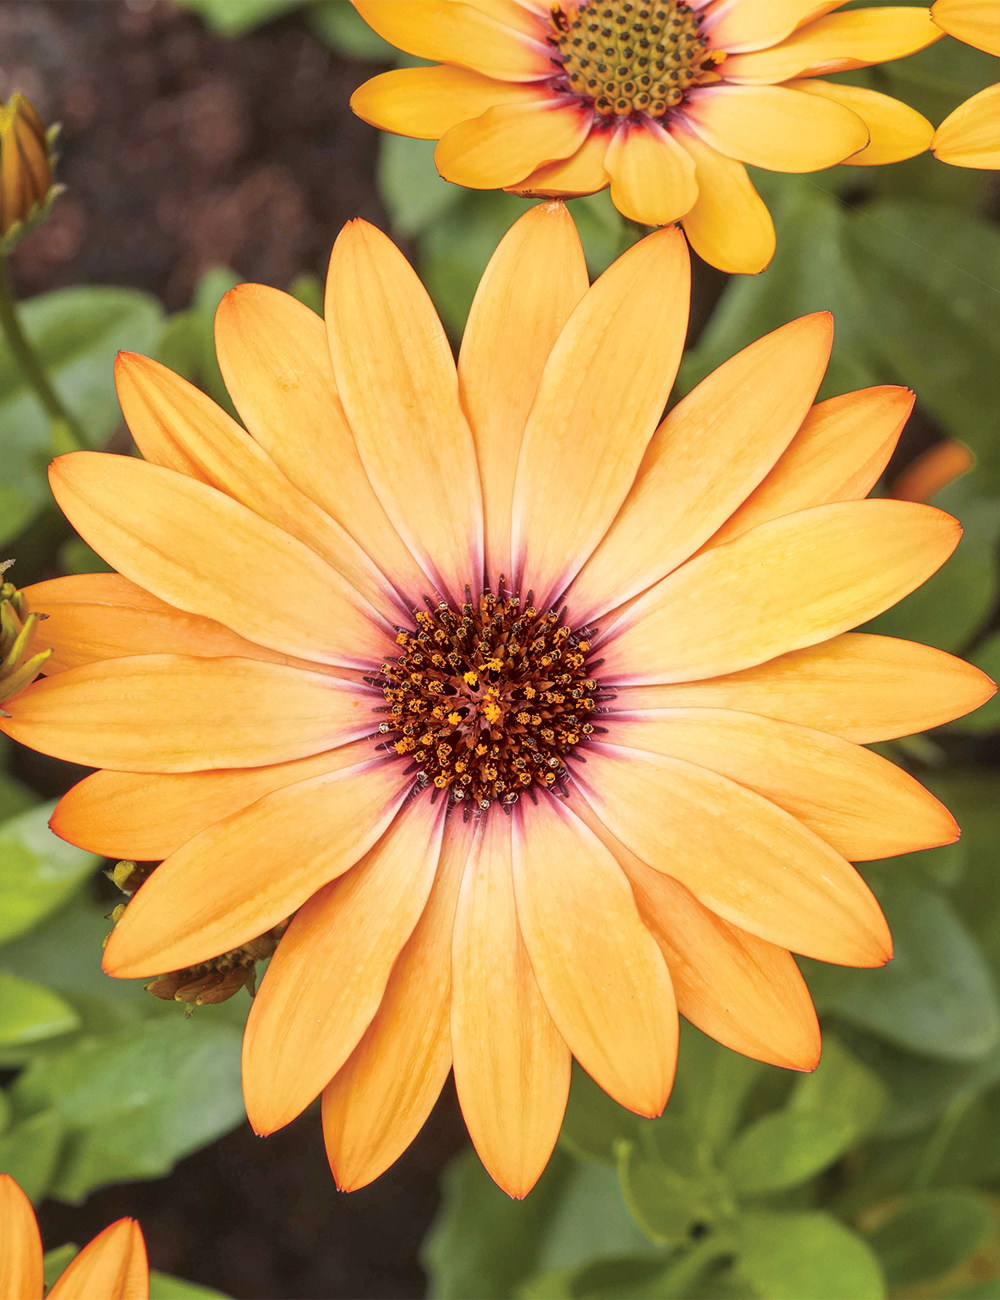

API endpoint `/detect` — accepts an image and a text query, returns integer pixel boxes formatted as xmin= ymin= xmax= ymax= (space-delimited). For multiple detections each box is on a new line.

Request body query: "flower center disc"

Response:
xmin=551 ymin=0 xmax=712 ymax=117
xmin=374 ymin=585 xmax=604 ymax=810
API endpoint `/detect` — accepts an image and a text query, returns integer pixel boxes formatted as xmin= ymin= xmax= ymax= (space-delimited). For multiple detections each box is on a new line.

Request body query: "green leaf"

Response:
xmin=379 ymin=135 xmax=464 ymax=238
xmin=0 ymin=973 xmax=79 ymax=1046
xmin=519 ymin=1257 xmax=671 ymax=1300
xmin=725 ymin=1112 xmax=854 ymax=1196
xmin=736 ymin=1211 xmax=885 ymax=1300
xmin=864 ymin=1189 xmax=992 ymax=1288
xmin=0 ymin=802 xmax=100 ymax=946
xmin=790 ymin=1035 xmax=888 ymax=1140
xmin=559 ymin=1063 xmax=642 ymax=1165
xmin=616 ymin=1135 xmax=721 ymax=1246
xmin=149 ymin=1271 xmax=231 ymax=1299
xmin=0 ymin=765 xmax=36 ymax=824
xmin=174 ymin=0 xmax=303 ymax=35
xmin=671 ymin=1023 xmax=765 ymax=1154
xmin=43 ymin=1245 xmax=79 ymax=1287
xmin=307 ymin=0 xmax=396 ymax=59
xmin=536 ymin=1160 xmax=654 ymax=1275
xmin=0 ymin=1108 xmax=65 ymax=1200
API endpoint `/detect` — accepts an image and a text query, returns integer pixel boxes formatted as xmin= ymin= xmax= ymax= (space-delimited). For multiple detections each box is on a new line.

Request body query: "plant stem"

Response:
xmin=0 ymin=255 xmax=86 ymax=452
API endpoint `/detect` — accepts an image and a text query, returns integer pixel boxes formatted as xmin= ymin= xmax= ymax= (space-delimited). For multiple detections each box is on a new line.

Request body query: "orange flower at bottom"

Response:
xmin=2 ymin=204 xmax=993 ymax=1198
xmin=0 ymin=1174 xmax=147 ymax=1300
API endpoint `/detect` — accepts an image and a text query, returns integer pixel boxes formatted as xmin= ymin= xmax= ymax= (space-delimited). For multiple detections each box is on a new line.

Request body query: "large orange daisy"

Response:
xmin=350 ymin=0 xmax=942 ymax=272
xmin=2 ymin=204 xmax=992 ymax=1198
xmin=931 ymin=0 xmax=1000 ymax=168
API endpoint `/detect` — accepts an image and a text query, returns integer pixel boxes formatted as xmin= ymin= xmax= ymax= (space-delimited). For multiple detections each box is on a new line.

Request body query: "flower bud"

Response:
xmin=0 ymin=94 xmax=61 ymax=253
xmin=0 ymin=560 xmax=50 ymax=710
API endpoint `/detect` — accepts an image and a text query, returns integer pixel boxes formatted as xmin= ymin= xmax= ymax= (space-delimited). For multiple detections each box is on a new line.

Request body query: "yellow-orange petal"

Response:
xmin=351 ymin=65 xmax=541 ymax=139
xmin=682 ymin=84 xmax=869 ymax=171
xmin=933 ymin=83 xmax=1000 ymax=169
xmin=452 ymin=812 xmax=571 ymax=1197
xmin=611 ymin=632 xmax=996 ymax=743
xmin=459 ymin=201 xmax=589 ymax=580
xmin=214 ymin=285 xmax=429 ymax=602
xmin=605 ymin=708 xmax=957 ymax=860
xmin=46 ymin=1220 xmax=147 ymax=1300
xmin=512 ymin=226 xmax=691 ymax=608
xmin=604 ymin=118 xmax=699 ymax=226
xmin=891 ymin=440 xmax=975 ymax=503
xmin=435 ymin=99 xmax=591 ymax=189
xmin=351 ymin=0 xmax=554 ymax=81
xmin=600 ymin=500 xmax=961 ymax=685
xmin=325 ymin=220 xmax=484 ymax=604
xmin=702 ymin=386 xmax=912 ymax=550
xmin=722 ymin=9 xmax=943 ymax=82
xmin=0 ymin=1175 xmax=43 ymax=1300
xmin=322 ymin=816 xmax=474 ymax=1191
xmin=793 ymin=81 xmax=934 ymax=165
xmin=243 ymin=796 xmax=445 ymax=1135
xmin=1 ymin=655 xmax=376 ymax=773
xmin=568 ymin=313 xmax=831 ymax=623
xmin=49 ymin=453 xmax=391 ymax=670
xmin=115 ymin=352 xmax=402 ymax=623
xmin=675 ymin=126 xmax=776 ymax=273
xmin=704 ymin=1 xmax=848 ymax=54
xmin=511 ymin=798 xmax=677 ymax=1116
xmin=510 ymin=128 xmax=611 ymax=197
xmin=576 ymin=744 xmax=891 ymax=967
xmin=52 ymin=741 xmax=375 ymax=860
xmin=102 ymin=758 xmax=409 ymax=977
xmin=933 ymin=0 xmax=1000 ymax=55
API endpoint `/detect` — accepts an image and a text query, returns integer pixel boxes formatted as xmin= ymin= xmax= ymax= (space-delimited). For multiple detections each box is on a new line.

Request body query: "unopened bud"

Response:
xmin=0 ymin=94 xmax=62 ymax=253
xmin=0 ymin=560 xmax=51 ymax=711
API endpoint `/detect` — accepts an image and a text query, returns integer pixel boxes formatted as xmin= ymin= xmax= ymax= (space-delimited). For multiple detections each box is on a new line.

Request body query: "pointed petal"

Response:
xmin=932 ymin=0 xmax=1000 ymax=55
xmin=512 ymin=798 xmax=677 ymax=1116
xmin=599 ymin=500 xmax=961 ymax=685
xmin=606 ymin=708 xmax=958 ymax=860
xmin=0 ymin=1175 xmax=43 ymax=1300
xmin=511 ymin=128 xmax=611 ymax=197
xmin=351 ymin=65 xmax=541 ymax=138
xmin=604 ymin=119 xmax=699 ymax=226
xmin=48 ymin=453 xmax=391 ymax=670
xmin=102 ymin=759 xmax=410 ymax=977
xmin=2 ymin=655 xmax=376 ymax=772
xmin=683 ymin=85 xmax=869 ymax=171
xmin=702 ymin=386 xmax=912 ymax=550
xmin=322 ymin=816 xmax=474 ymax=1191
xmin=611 ymin=632 xmax=996 ymax=743
xmin=243 ymin=795 xmax=445 ymax=1134
xmin=325 ymin=220 xmax=484 ymax=604
xmin=933 ymin=84 xmax=1000 ymax=169
xmin=705 ymin=1 xmax=849 ymax=53
xmin=676 ymin=126 xmax=775 ymax=274
xmin=576 ymin=743 xmax=891 ymax=966
xmin=46 ymin=1221 xmax=147 ymax=1300
xmin=116 ymin=352 xmax=402 ymax=622
xmin=452 ymin=812 xmax=571 ymax=1196
xmin=435 ymin=98 xmax=591 ymax=189
xmin=459 ymin=201 xmax=590 ymax=580
xmin=569 ymin=313 xmax=832 ymax=622
xmin=793 ymin=81 xmax=933 ymax=165
xmin=513 ymin=227 xmax=691 ymax=608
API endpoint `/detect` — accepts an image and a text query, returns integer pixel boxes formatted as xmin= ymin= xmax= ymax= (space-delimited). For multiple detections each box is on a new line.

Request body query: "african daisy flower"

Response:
xmin=349 ymin=0 xmax=942 ymax=273
xmin=931 ymin=0 xmax=1000 ymax=168
xmin=2 ymin=204 xmax=992 ymax=1198
xmin=0 ymin=1173 xmax=148 ymax=1300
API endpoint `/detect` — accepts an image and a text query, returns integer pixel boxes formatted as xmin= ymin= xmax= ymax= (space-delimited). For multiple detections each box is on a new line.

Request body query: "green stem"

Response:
xmin=0 ymin=256 xmax=86 ymax=452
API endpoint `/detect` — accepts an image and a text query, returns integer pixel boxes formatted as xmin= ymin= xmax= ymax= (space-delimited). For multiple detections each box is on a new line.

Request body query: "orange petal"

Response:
xmin=676 ymin=126 xmax=776 ymax=274
xmin=510 ymin=128 xmax=611 ymax=197
xmin=702 ymin=386 xmax=912 ymax=550
xmin=722 ymin=8 xmax=944 ymax=82
xmin=511 ymin=798 xmax=677 ymax=1116
xmin=452 ymin=812 xmax=571 ymax=1196
xmin=610 ymin=632 xmax=996 ymax=743
xmin=575 ymin=744 xmax=891 ymax=967
xmin=48 ymin=453 xmax=391 ymax=670
xmin=52 ymin=741 xmax=375 ymax=860
xmin=46 ymin=1220 xmax=147 ymax=1300
xmin=1 ymin=655 xmax=376 ymax=773
xmin=682 ymin=84 xmax=869 ymax=171
xmin=604 ymin=119 xmax=699 ymax=226
xmin=322 ymin=816 xmax=475 ymax=1191
xmin=512 ymin=226 xmax=691 ymax=608
xmin=214 ymin=284 xmax=428 ymax=602
xmin=932 ymin=0 xmax=1000 ymax=55
xmin=116 ymin=352 xmax=402 ymax=623
xmin=891 ymin=440 xmax=975 ymax=503
xmin=599 ymin=500 xmax=961 ymax=685
xmin=458 ymin=201 xmax=590 ymax=580
xmin=793 ymin=81 xmax=934 ymax=165
xmin=351 ymin=64 xmax=542 ymax=138
xmin=243 ymin=795 xmax=445 ymax=1134
xmin=351 ymin=0 xmax=554 ymax=81
xmin=102 ymin=758 xmax=409 ymax=977
xmin=933 ymin=83 xmax=1000 ymax=169
xmin=0 ymin=1174 xmax=43 ymax=1300
xmin=704 ymin=1 xmax=849 ymax=54
xmin=568 ymin=313 xmax=832 ymax=623
xmin=435 ymin=98 xmax=592 ymax=189
xmin=325 ymin=220 xmax=484 ymax=604
xmin=605 ymin=708 xmax=958 ymax=860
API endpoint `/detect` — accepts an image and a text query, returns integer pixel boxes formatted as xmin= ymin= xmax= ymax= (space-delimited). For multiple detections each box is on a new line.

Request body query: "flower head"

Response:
xmin=4 ymin=204 xmax=992 ymax=1197
xmin=350 ymin=0 xmax=942 ymax=272
xmin=0 ymin=1173 xmax=148 ymax=1299
xmin=932 ymin=0 xmax=1000 ymax=168
xmin=0 ymin=94 xmax=60 ymax=253
xmin=0 ymin=561 xmax=51 ymax=711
